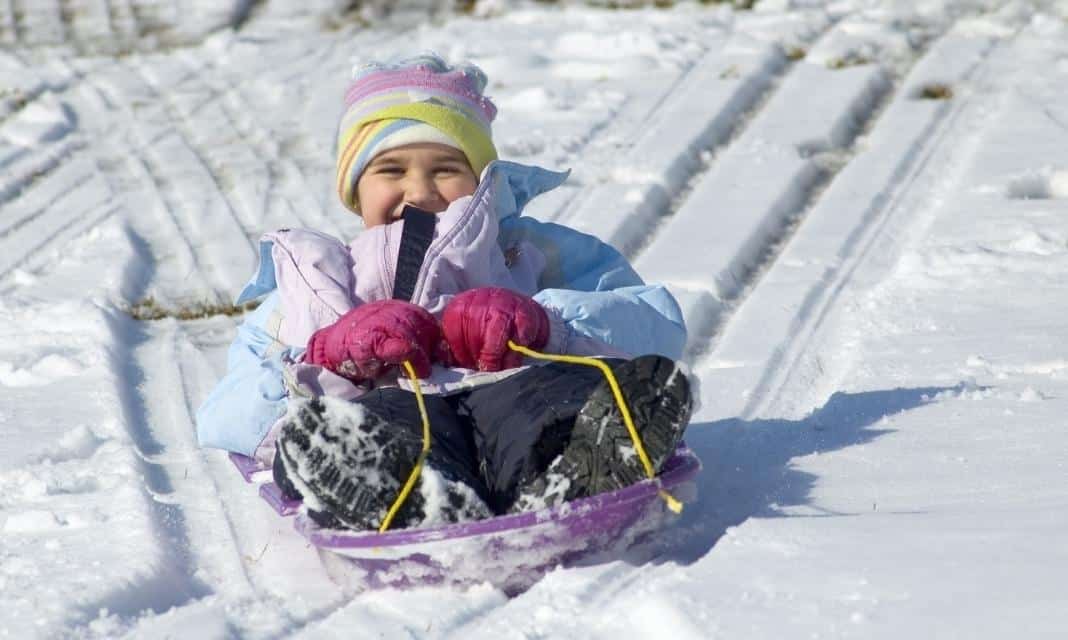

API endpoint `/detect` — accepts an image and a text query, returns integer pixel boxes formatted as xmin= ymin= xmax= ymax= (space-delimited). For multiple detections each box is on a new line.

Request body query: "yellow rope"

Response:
xmin=378 ymin=361 xmax=433 ymax=533
xmin=506 ymin=342 xmax=682 ymax=514
xmin=379 ymin=345 xmax=683 ymax=532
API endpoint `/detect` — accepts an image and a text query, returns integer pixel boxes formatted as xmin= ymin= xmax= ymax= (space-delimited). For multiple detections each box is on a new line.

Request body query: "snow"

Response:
xmin=2 ymin=0 xmax=1068 ymax=637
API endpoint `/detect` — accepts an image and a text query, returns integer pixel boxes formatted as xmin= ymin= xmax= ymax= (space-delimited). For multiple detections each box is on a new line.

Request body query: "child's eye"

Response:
xmin=376 ymin=166 xmax=404 ymax=175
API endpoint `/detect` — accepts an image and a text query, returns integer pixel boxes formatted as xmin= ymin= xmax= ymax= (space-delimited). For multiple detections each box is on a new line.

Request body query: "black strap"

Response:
xmin=392 ymin=206 xmax=436 ymax=302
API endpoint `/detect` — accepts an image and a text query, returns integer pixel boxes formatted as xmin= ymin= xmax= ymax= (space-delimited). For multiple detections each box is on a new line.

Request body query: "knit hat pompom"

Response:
xmin=336 ymin=53 xmax=499 ymax=213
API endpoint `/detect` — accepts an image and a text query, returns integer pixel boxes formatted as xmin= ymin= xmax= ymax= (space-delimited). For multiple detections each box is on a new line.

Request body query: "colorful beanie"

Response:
xmin=336 ymin=54 xmax=499 ymax=212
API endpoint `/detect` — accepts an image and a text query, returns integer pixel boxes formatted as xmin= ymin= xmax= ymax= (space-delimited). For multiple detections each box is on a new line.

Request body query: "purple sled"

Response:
xmin=231 ymin=446 xmax=701 ymax=594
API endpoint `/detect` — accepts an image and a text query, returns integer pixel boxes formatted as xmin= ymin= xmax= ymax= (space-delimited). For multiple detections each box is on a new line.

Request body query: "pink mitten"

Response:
xmin=305 ymin=300 xmax=440 ymax=381
xmin=440 ymin=287 xmax=550 ymax=372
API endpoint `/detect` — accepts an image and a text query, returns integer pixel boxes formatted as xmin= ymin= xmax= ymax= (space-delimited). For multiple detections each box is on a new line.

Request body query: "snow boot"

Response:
xmin=273 ymin=446 xmax=349 ymax=529
xmin=273 ymin=444 xmax=349 ymax=529
xmin=510 ymin=354 xmax=693 ymax=513
xmin=277 ymin=390 xmax=492 ymax=531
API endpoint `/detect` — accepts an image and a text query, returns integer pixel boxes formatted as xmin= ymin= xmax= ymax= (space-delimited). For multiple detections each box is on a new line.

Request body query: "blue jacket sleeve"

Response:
xmin=534 ymin=285 xmax=687 ymax=360
xmin=194 ymin=292 xmax=298 ymax=456
xmin=502 ymin=217 xmax=687 ymax=359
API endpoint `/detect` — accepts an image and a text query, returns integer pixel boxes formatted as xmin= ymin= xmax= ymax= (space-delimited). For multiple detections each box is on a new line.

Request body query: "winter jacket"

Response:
xmin=195 ymin=160 xmax=687 ymax=460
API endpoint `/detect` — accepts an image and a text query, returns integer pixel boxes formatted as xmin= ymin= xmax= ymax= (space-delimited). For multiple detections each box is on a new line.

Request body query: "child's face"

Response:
xmin=356 ymin=143 xmax=478 ymax=227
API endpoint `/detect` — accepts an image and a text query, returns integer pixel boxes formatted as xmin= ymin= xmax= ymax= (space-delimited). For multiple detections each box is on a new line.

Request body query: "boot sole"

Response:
xmin=278 ymin=393 xmax=493 ymax=530
xmin=513 ymin=355 xmax=693 ymax=510
xmin=277 ymin=396 xmax=426 ymax=530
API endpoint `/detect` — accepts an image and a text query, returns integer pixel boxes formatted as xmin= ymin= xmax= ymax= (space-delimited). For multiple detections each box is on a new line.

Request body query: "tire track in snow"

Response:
xmin=650 ymin=23 xmax=1013 ymax=574
xmin=48 ymin=54 xmax=256 ymax=301
xmin=0 ymin=58 xmax=131 ymax=282
xmin=133 ymin=55 xmax=261 ymax=245
xmin=71 ymin=61 xmax=221 ymax=299
xmin=0 ymin=200 xmax=118 ymax=283
xmin=0 ymin=137 xmax=85 ymax=212
xmin=84 ymin=55 xmax=259 ymax=299
xmin=536 ymin=39 xmax=732 ymax=225
xmin=0 ymin=165 xmax=88 ymax=241
xmin=539 ymin=33 xmax=727 ymax=225
xmin=731 ymin=28 xmax=1010 ymax=421
xmin=0 ymin=132 xmax=116 ymax=281
xmin=38 ymin=228 xmax=265 ymax=632
xmin=563 ymin=41 xmax=789 ymax=251
xmin=0 ymin=182 xmax=106 ymax=277
xmin=558 ymin=13 xmax=836 ymax=246
xmin=169 ymin=46 xmax=344 ymax=239
xmin=634 ymin=16 xmax=944 ymax=361
xmin=130 ymin=144 xmax=225 ymax=292
xmin=0 ymin=65 xmax=81 ymax=241
xmin=152 ymin=50 xmax=285 ymax=234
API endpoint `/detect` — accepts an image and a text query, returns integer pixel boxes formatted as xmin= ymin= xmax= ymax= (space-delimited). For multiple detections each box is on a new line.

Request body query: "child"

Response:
xmin=195 ymin=54 xmax=694 ymax=532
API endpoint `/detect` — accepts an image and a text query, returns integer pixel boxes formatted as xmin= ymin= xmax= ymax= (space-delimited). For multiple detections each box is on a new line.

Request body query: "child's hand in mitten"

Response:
xmin=305 ymin=300 xmax=441 ymax=381
xmin=440 ymin=287 xmax=550 ymax=372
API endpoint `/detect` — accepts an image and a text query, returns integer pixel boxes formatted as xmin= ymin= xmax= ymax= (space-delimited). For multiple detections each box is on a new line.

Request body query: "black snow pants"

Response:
xmin=378 ymin=359 xmax=619 ymax=514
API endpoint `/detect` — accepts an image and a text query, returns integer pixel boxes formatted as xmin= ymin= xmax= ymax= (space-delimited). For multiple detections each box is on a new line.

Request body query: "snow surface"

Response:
xmin=2 ymin=0 xmax=1068 ymax=637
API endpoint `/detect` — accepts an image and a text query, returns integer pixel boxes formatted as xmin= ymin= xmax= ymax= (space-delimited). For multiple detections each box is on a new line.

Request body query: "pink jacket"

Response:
xmin=264 ymin=188 xmax=545 ymax=351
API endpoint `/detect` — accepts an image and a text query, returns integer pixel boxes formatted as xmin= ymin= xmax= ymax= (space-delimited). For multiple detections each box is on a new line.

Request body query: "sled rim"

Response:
xmin=299 ymin=445 xmax=701 ymax=549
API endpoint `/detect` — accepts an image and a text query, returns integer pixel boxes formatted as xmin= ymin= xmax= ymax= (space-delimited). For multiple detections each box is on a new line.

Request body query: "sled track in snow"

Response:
xmin=70 ymin=312 xmax=216 ymax=624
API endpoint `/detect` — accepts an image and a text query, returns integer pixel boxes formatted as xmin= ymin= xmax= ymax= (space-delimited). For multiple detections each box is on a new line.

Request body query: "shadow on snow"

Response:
xmin=652 ymin=384 xmax=963 ymax=566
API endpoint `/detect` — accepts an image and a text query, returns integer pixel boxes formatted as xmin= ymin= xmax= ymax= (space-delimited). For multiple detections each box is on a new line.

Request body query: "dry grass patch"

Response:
xmin=826 ymin=54 xmax=873 ymax=70
xmin=918 ymin=83 xmax=953 ymax=100
xmin=127 ymin=297 xmax=260 ymax=321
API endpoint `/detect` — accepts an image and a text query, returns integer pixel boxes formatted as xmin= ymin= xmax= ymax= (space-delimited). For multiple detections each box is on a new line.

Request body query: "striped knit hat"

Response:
xmin=336 ymin=54 xmax=499 ymax=213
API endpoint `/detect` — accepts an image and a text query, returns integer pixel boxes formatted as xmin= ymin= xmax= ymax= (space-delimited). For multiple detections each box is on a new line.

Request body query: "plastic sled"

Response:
xmin=230 ymin=445 xmax=701 ymax=595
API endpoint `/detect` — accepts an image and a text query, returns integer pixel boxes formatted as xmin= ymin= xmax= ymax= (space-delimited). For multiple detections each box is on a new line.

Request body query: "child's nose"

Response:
xmin=404 ymin=176 xmax=443 ymax=210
